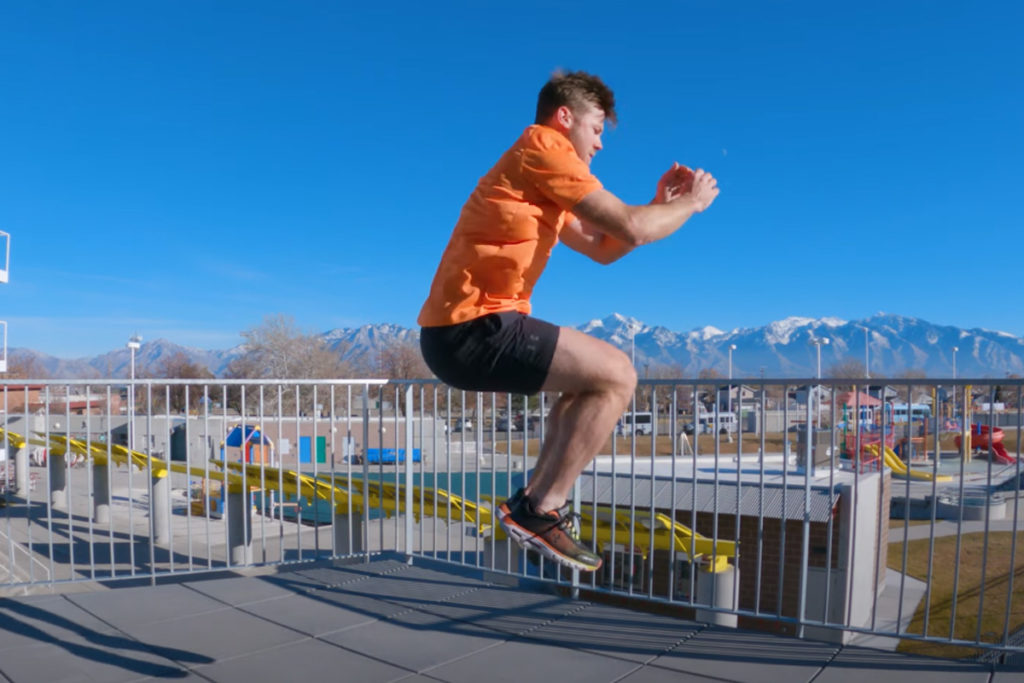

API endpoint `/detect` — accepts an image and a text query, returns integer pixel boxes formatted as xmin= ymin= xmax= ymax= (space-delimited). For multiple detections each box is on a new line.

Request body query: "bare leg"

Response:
xmin=527 ymin=392 xmax=575 ymax=491
xmin=523 ymin=327 xmax=636 ymax=513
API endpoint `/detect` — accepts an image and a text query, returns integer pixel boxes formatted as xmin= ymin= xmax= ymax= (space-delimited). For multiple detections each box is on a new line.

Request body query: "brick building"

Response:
xmin=576 ymin=469 xmax=892 ymax=643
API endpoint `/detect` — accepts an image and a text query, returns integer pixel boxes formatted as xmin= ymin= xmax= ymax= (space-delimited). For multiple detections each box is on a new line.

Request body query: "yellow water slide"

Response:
xmin=3 ymin=427 xmax=738 ymax=568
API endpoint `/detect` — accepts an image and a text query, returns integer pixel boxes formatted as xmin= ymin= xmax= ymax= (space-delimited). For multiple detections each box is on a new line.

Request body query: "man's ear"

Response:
xmin=554 ymin=105 xmax=574 ymax=130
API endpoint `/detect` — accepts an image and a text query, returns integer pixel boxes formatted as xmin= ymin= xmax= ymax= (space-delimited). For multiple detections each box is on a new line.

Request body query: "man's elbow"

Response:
xmin=619 ymin=213 xmax=649 ymax=247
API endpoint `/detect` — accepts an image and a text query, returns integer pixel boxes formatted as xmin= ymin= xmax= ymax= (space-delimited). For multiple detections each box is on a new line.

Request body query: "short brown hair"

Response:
xmin=535 ymin=70 xmax=617 ymax=125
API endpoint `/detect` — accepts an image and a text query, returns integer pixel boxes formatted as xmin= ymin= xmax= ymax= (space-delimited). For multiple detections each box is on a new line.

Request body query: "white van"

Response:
xmin=697 ymin=412 xmax=737 ymax=434
xmin=619 ymin=411 xmax=654 ymax=436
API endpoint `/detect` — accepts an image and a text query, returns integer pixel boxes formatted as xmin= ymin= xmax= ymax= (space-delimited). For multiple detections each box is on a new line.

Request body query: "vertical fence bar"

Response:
xmin=755 ymin=382 xmax=766 ymax=615
xmin=949 ymin=382 xmax=967 ymax=642
xmin=1001 ymin=386 xmax=1022 ymax=650
xmin=976 ymin=390 xmax=997 ymax=646
xmin=797 ymin=390 xmax=812 ymax=638
xmin=405 ymin=384 xmax=414 ymax=559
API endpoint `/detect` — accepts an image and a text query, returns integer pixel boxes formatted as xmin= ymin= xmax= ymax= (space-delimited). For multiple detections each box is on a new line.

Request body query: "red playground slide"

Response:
xmin=990 ymin=441 xmax=1015 ymax=464
xmin=955 ymin=425 xmax=1017 ymax=464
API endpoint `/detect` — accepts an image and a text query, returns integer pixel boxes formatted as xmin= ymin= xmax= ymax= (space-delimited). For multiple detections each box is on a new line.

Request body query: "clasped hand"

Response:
xmin=655 ymin=162 xmax=719 ymax=212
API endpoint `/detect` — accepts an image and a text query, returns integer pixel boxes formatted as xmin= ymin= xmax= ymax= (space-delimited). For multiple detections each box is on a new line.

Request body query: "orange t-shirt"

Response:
xmin=418 ymin=124 xmax=603 ymax=327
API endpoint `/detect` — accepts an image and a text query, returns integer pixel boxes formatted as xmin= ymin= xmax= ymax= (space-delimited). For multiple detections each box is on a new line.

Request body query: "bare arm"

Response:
xmin=572 ymin=167 xmax=719 ymax=248
xmin=559 ymin=217 xmax=635 ymax=264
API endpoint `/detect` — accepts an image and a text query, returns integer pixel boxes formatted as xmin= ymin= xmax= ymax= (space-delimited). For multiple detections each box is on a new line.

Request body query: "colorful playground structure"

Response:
xmin=838 ymin=387 xmax=1018 ymax=481
xmin=955 ymin=424 xmax=1016 ymax=465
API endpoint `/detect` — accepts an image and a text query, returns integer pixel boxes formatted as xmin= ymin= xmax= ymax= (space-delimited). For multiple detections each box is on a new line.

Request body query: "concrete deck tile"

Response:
xmin=287 ymin=559 xmax=409 ymax=588
xmin=323 ymin=572 xmax=482 ymax=608
xmin=322 ymin=606 xmax=505 ymax=671
xmin=302 ymin=584 xmax=417 ymax=620
xmin=520 ymin=602 xmax=704 ymax=663
xmin=0 ymin=636 xmax=191 ymax=682
xmin=367 ymin=563 xmax=489 ymax=590
xmin=0 ymin=595 xmax=121 ymax=652
xmin=240 ymin=591 xmax=397 ymax=636
xmin=423 ymin=638 xmax=642 ymax=683
xmin=410 ymin=586 xmax=588 ymax=636
xmin=651 ymin=626 xmax=839 ymax=682
xmin=3 ymin=557 xmax=1023 ymax=682
xmin=129 ymin=606 xmax=306 ymax=663
xmin=814 ymin=646 xmax=993 ymax=682
xmin=181 ymin=574 xmax=299 ymax=606
xmin=265 ymin=565 xmax=360 ymax=591
xmin=617 ymin=665 xmax=723 ymax=682
xmin=192 ymin=637 xmax=412 ymax=683
xmin=67 ymin=583 xmax=227 ymax=629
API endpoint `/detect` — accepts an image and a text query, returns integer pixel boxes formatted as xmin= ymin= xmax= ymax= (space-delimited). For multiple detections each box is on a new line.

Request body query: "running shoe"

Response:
xmin=499 ymin=494 xmax=602 ymax=572
xmin=497 ymin=487 xmax=525 ymax=522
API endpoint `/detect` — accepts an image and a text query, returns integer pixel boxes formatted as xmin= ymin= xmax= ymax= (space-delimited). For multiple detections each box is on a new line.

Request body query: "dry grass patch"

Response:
xmin=888 ymin=531 xmax=1024 ymax=658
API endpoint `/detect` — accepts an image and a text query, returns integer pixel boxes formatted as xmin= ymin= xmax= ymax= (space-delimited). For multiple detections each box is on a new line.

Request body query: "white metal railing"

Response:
xmin=1 ymin=377 xmax=1021 ymax=656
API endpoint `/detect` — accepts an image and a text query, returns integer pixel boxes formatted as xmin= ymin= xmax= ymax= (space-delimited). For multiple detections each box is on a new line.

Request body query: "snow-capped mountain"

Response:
xmin=578 ymin=313 xmax=1024 ymax=379
xmin=10 ymin=313 xmax=1024 ymax=379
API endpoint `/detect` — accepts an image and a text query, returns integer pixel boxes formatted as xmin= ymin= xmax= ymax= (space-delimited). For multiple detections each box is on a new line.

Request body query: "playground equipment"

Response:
xmin=955 ymin=424 xmax=1016 ymax=465
xmin=863 ymin=443 xmax=953 ymax=482
xmin=221 ymin=424 xmax=275 ymax=465
xmin=840 ymin=392 xmax=954 ymax=481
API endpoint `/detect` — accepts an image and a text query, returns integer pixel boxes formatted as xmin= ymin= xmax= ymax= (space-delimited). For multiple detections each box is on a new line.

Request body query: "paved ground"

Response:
xmin=1 ymin=555 xmax=1022 ymax=683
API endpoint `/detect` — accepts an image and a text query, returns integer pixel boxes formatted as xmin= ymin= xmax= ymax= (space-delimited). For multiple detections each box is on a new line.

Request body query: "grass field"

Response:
xmin=889 ymin=531 xmax=1024 ymax=659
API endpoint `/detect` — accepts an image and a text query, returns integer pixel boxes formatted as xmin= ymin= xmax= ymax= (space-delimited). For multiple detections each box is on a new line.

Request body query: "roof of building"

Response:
xmin=574 ymin=472 xmax=842 ymax=523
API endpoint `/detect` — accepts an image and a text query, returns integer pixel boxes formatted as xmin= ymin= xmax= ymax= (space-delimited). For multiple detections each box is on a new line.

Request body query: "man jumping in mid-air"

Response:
xmin=418 ymin=70 xmax=719 ymax=571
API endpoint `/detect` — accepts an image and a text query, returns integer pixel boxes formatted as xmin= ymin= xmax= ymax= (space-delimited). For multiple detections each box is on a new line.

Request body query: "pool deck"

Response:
xmin=1 ymin=555 xmax=1022 ymax=683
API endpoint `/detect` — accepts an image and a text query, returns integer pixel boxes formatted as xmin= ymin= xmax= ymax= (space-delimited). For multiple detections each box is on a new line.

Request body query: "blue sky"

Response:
xmin=2 ymin=1 xmax=1020 ymax=358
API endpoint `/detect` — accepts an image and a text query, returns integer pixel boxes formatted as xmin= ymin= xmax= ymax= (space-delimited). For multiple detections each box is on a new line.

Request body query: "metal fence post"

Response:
xmin=151 ymin=471 xmax=171 ymax=545
xmin=405 ymin=384 xmax=414 ymax=559
xmin=14 ymin=442 xmax=28 ymax=495
xmin=49 ymin=453 xmax=67 ymax=510
xmin=227 ymin=485 xmax=252 ymax=566
xmin=93 ymin=462 xmax=110 ymax=524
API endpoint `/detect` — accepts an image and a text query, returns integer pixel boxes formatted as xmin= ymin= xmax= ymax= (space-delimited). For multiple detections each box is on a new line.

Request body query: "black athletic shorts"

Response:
xmin=419 ymin=312 xmax=560 ymax=395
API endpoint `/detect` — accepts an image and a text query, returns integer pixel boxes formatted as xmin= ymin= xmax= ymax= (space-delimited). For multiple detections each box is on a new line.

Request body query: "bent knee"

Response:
xmin=607 ymin=349 xmax=638 ymax=398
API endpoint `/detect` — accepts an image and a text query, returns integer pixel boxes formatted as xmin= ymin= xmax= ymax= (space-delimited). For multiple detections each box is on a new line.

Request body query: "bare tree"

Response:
xmin=1 ymin=352 xmax=49 ymax=379
xmin=224 ymin=315 xmax=353 ymax=415
xmin=996 ymin=375 xmax=1021 ymax=408
xmin=145 ymin=352 xmax=215 ymax=413
xmin=828 ymin=359 xmax=867 ymax=380
xmin=826 ymin=359 xmax=868 ymax=395
xmin=696 ymin=368 xmax=722 ymax=411
xmin=378 ymin=340 xmax=431 ymax=380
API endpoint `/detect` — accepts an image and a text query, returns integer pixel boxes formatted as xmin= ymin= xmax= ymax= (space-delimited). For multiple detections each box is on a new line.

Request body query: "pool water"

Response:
xmin=256 ymin=470 xmax=523 ymax=524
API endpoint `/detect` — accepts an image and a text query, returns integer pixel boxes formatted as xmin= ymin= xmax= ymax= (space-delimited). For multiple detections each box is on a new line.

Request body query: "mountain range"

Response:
xmin=11 ymin=313 xmax=1024 ymax=379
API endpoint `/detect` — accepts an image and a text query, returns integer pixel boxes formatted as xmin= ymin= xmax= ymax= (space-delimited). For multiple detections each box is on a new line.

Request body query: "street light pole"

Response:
xmin=952 ymin=345 xmax=959 ymax=423
xmin=727 ymin=344 xmax=736 ymax=416
xmin=127 ymin=334 xmax=142 ymax=451
xmin=810 ymin=337 xmax=830 ymax=429
xmin=861 ymin=326 xmax=870 ymax=379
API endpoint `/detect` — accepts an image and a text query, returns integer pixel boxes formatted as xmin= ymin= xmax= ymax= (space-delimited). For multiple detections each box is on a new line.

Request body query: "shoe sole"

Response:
xmin=498 ymin=513 xmax=602 ymax=572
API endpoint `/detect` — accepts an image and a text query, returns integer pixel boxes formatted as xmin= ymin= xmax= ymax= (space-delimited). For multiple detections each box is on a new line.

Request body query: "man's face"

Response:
xmin=565 ymin=102 xmax=605 ymax=166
